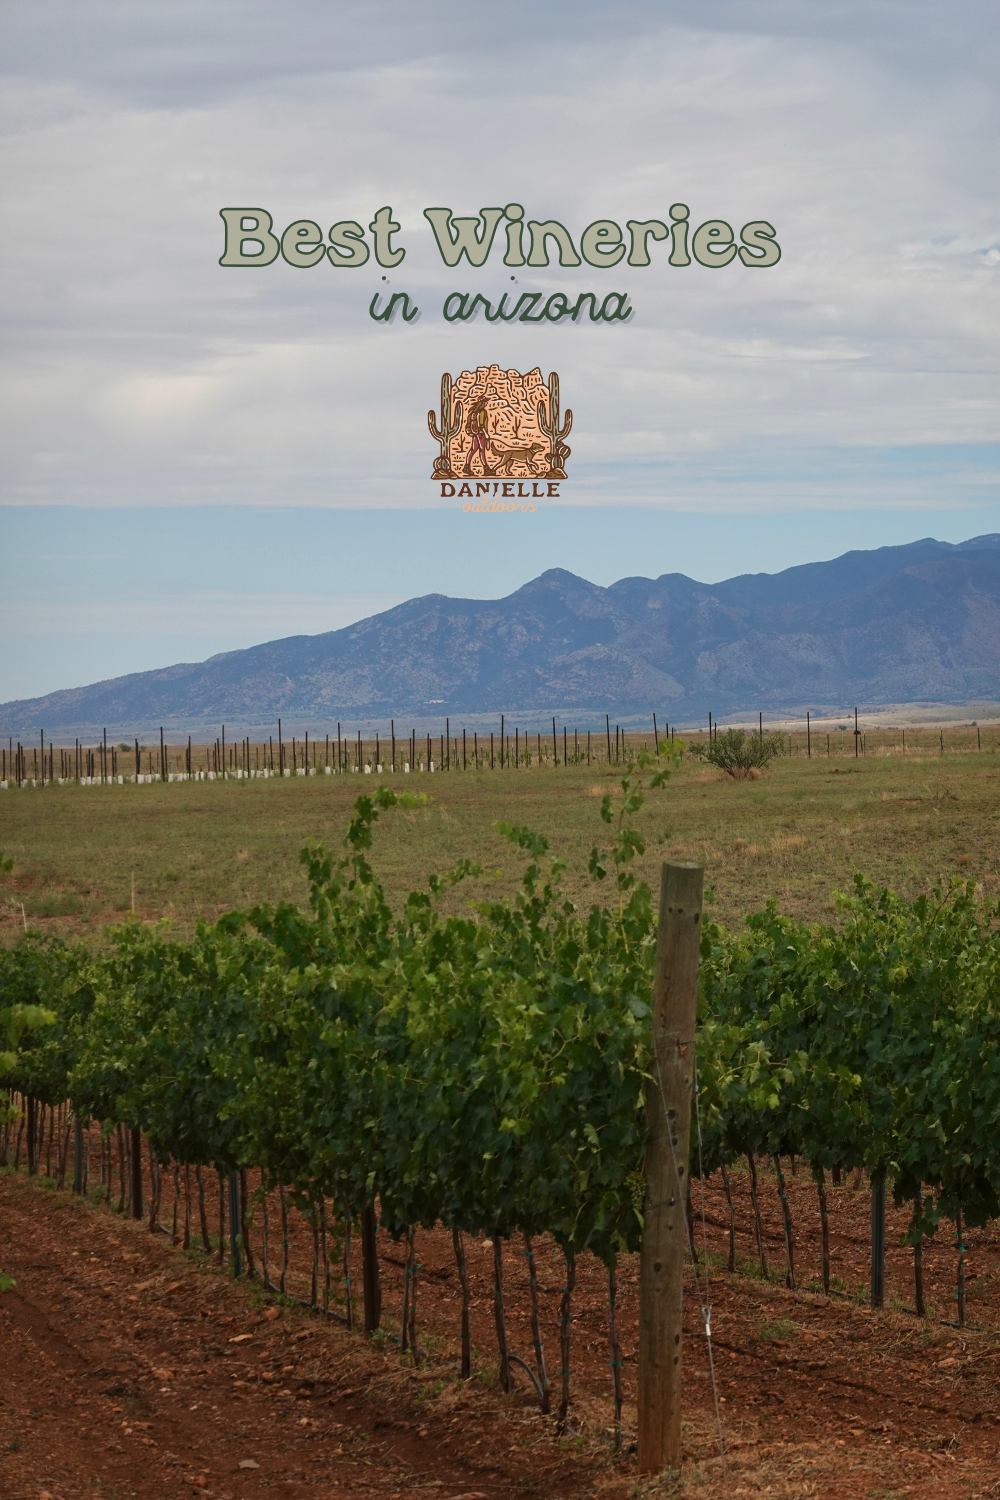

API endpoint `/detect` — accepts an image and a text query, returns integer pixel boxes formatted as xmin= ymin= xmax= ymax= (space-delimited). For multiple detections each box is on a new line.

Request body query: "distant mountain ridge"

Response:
xmin=3 ymin=534 xmax=1000 ymax=736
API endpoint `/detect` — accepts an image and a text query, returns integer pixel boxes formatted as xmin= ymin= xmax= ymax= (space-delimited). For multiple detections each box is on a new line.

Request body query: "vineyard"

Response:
xmin=2 ymin=716 xmax=995 ymax=791
xmin=3 ymin=746 xmax=1000 ymax=1494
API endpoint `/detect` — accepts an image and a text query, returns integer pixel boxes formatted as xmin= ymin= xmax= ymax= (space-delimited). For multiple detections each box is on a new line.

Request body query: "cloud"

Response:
xmin=0 ymin=1 xmax=997 ymax=517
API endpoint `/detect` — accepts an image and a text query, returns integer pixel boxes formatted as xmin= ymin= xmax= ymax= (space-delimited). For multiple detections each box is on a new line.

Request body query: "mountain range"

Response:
xmin=3 ymin=534 xmax=1000 ymax=737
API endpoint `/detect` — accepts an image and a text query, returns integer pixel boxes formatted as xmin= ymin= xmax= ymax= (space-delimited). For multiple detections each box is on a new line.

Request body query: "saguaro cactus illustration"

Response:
xmin=428 ymin=373 xmax=463 ymax=478
xmin=536 ymin=371 xmax=572 ymax=478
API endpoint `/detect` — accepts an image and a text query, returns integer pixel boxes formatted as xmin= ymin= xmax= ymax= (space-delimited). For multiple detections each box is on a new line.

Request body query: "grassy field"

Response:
xmin=2 ymin=728 xmax=998 ymax=946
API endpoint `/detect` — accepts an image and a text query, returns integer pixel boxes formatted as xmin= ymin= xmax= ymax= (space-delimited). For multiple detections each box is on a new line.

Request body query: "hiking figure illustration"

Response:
xmin=463 ymin=393 xmax=494 ymax=476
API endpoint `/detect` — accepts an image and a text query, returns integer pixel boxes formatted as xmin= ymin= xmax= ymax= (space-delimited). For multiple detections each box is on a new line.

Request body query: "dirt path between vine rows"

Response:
xmin=2 ymin=1168 xmax=1000 ymax=1499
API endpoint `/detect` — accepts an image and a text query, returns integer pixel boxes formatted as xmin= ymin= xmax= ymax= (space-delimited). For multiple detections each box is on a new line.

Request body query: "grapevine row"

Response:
xmin=3 ymin=752 xmax=999 ymax=1421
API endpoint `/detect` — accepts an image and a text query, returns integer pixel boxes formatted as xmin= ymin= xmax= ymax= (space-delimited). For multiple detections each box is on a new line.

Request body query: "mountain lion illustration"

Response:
xmin=489 ymin=440 xmax=546 ymax=475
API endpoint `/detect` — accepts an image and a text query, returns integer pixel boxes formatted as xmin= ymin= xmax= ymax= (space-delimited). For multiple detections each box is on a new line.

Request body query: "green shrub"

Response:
xmin=706 ymin=728 xmax=783 ymax=779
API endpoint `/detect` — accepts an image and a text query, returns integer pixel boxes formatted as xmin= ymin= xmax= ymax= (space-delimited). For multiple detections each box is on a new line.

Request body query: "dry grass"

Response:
xmin=2 ymin=734 xmax=1000 ymax=946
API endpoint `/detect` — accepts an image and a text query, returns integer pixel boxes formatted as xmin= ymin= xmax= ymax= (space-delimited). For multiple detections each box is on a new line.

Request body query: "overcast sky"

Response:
xmin=2 ymin=1 xmax=998 ymax=699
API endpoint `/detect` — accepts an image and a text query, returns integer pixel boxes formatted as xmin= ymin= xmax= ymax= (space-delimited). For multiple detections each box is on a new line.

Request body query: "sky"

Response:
xmin=2 ymin=1 xmax=998 ymax=701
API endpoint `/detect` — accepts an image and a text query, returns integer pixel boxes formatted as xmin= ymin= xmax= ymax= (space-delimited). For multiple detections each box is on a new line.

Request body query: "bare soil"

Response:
xmin=2 ymin=1155 xmax=1000 ymax=1500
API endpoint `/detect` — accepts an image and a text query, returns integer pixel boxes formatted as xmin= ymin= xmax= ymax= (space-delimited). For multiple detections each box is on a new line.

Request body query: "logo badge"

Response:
xmin=429 ymin=365 xmax=572 ymax=480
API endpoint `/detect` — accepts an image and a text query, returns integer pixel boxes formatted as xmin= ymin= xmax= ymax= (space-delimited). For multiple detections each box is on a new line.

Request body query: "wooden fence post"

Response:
xmin=73 ymin=1114 xmax=85 ymax=1195
xmin=361 ymin=1205 xmax=382 ymax=1333
xmin=130 ymin=1126 xmax=144 ymax=1220
xmin=228 ymin=1170 xmax=243 ymax=1276
xmin=871 ymin=1178 xmax=886 ymax=1309
xmin=638 ymin=860 xmax=704 ymax=1476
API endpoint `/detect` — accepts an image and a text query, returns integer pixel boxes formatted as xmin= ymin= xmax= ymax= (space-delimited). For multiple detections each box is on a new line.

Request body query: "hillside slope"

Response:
xmin=3 ymin=535 xmax=999 ymax=734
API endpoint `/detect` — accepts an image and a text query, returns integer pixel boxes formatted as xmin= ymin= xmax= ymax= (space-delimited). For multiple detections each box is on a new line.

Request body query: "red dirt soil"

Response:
xmin=1 ymin=1155 xmax=999 ymax=1500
